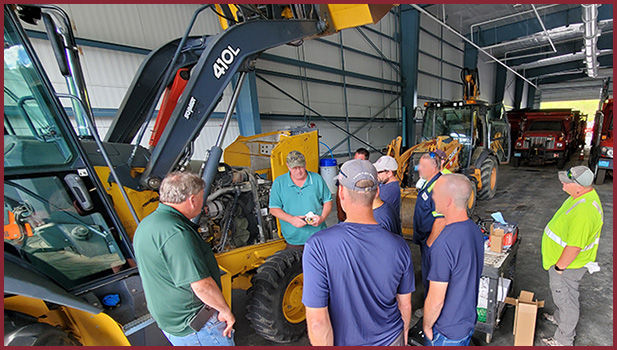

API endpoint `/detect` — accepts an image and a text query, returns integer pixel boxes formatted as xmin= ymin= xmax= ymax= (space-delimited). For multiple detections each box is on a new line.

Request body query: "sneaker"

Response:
xmin=541 ymin=337 xmax=565 ymax=346
xmin=541 ymin=313 xmax=559 ymax=326
xmin=413 ymin=308 xmax=424 ymax=318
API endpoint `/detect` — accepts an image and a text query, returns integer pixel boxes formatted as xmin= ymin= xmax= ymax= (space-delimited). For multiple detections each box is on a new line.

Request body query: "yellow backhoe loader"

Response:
xmin=386 ymin=68 xmax=512 ymax=239
xmin=4 ymin=4 xmax=393 ymax=345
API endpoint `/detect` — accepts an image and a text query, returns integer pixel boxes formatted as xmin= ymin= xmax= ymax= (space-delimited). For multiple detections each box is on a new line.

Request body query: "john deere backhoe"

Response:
xmin=385 ymin=68 xmax=512 ymax=238
xmin=4 ymin=4 xmax=393 ymax=345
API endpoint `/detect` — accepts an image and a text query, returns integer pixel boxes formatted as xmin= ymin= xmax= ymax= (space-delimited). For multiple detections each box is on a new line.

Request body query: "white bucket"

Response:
xmin=319 ymin=158 xmax=338 ymax=194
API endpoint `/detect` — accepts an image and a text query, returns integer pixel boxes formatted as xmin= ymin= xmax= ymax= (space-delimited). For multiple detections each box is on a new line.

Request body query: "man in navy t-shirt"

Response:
xmin=373 ymin=187 xmax=402 ymax=236
xmin=413 ymin=153 xmax=445 ymax=299
xmin=374 ymin=155 xmax=401 ymax=215
xmin=303 ymin=159 xmax=414 ymax=346
xmin=423 ymin=174 xmax=484 ymax=346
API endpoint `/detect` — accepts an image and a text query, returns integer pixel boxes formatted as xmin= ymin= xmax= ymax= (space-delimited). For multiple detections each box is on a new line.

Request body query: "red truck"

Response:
xmin=512 ymin=109 xmax=586 ymax=169
xmin=589 ymin=99 xmax=613 ymax=184
xmin=505 ymin=108 xmax=528 ymax=147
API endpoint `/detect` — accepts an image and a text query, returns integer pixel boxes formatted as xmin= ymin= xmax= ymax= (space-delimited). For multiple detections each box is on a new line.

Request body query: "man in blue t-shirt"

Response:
xmin=374 ymin=155 xmax=401 ymax=215
xmin=423 ymin=174 xmax=484 ymax=346
xmin=373 ymin=187 xmax=402 ymax=236
xmin=303 ymin=159 xmax=414 ymax=346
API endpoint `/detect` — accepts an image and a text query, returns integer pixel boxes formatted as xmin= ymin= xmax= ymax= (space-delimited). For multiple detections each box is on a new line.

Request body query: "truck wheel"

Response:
xmin=4 ymin=310 xmax=82 ymax=346
xmin=467 ymin=179 xmax=477 ymax=217
xmin=512 ymin=157 xmax=520 ymax=168
xmin=478 ymin=157 xmax=498 ymax=200
xmin=595 ymin=169 xmax=606 ymax=185
xmin=556 ymin=158 xmax=566 ymax=170
xmin=246 ymin=249 xmax=305 ymax=343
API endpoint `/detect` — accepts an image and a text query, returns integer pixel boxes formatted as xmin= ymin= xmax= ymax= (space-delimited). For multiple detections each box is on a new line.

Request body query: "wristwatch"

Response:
xmin=554 ymin=264 xmax=565 ymax=272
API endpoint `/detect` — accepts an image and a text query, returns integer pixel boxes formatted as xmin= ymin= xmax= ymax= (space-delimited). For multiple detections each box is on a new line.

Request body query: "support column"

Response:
xmin=493 ymin=65 xmax=507 ymax=104
xmin=463 ymin=41 xmax=478 ymax=69
xmin=233 ymin=71 xmax=261 ymax=136
xmin=400 ymin=5 xmax=420 ymax=147
xmin=513 ymin=77 xmax=524 ymax=109
xmin=526 ymin=84 xmax=537 ymax=108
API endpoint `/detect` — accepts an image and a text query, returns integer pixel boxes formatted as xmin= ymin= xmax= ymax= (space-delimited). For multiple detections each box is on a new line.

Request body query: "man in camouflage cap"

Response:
xmin=269 ymin=150 xmax=333 ymax=249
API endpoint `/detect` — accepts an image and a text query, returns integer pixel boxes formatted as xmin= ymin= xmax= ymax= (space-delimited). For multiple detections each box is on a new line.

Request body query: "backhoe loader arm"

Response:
xmin=139 ymin=19 xmax=324 ymax=189
xmin=104 ymin=36 xmax=207 ymax=144
xmin=138 ymin=4 xmax=394 ymax=190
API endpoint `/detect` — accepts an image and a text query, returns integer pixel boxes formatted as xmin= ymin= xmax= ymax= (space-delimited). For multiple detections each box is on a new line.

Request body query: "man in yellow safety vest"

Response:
xmin=540 ymin=165 xmax=604 ymax=346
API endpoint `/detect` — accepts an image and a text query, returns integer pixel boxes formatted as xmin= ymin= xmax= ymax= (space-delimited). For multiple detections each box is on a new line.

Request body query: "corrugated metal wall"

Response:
xmin=476 ymin=56 xmax=496 ymax=104
xmin=502 ymin=70 xmax=518 ymax=109
xmin=22 ymin=4 xmax=221 ymax=49
xmin=417 ymin=11 xmax=465 ymax=106
xmin=26 ymin=4 xmax=401 ymax=161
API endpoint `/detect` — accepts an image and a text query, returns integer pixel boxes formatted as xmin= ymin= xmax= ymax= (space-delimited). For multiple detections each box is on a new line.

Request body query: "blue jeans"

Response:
xmin=163 ymin=312 xmax=235 ymax=346
xmin=425 ymin=329 xmax=474 ymax=346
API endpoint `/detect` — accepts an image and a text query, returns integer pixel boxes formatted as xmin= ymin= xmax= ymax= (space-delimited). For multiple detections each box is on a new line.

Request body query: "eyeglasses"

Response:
xmin=566 ymin=168 xmax=582 ymax=185
xmin=428 ymin=151 xmax=437 ymax=158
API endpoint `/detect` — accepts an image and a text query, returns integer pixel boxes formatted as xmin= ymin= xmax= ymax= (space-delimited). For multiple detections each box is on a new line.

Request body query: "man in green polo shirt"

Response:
xmin=133 ymin=172 xmax=235 ymax=346
xmin=541 ymin=166 xmax=604 ymax=346
xmin=269 ymin=150 xmax=333 ymax=249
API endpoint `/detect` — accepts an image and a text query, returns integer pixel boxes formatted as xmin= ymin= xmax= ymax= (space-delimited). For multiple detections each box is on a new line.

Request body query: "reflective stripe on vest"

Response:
xmin=565 ymin=198 xmax=586 ymax=215
xmin=544 ymin=225 xmax=600 ymax=252
xmin=427 ymin=181 xmax=436 ymax=192
xmin=593 ymin=200 xmax=604 ymax=222
xmin=544 ymin=225 xmax=566 ymax=248
xmin=544 ymin=197 xmax=603 ymax=252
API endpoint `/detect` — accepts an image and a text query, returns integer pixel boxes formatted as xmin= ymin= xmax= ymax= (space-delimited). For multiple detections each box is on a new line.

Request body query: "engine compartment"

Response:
xmin=199 ymin=163 xmax=279 ymax=253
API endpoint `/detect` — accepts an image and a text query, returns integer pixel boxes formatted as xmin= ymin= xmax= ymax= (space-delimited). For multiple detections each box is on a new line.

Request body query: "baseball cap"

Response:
xmin=286 ymin=150 xmax=306 ymax=168
xmin=373 ymin=155 xmax=398 ymax=172
xmin=336 ymin=159 xmax=378 ymax=192
xmin=558 ymin=165 xmax=594 ymax=187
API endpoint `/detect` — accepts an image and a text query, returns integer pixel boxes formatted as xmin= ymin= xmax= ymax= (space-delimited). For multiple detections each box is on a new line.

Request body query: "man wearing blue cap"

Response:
xmin=303 ymin=159 xmax=414 ymax=346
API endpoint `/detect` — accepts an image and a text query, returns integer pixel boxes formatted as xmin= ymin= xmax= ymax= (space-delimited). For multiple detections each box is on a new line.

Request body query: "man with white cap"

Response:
xmin=541 ymin=165 xmax=604 ymax=346
xmin=374 ymin=155 xmax=401 ymax=215
xmin=303 ymin=159 xmax=414 ymax=346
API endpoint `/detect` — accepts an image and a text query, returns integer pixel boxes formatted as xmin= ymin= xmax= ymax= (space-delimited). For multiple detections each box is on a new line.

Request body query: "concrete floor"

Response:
xmin=230 ymin=152 xmax=613 ymax=346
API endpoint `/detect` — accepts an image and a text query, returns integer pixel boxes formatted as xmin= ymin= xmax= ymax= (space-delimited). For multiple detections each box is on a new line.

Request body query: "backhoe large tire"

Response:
xmin=4 ymin=310 xmax=82 ymax=346
xmin=246 ymin=249 xmax=305 ymax=343
xmin=467 ymin=179 xmax=477 ymax=217
xmin=478 ymin=156 xmax=498 ymax=200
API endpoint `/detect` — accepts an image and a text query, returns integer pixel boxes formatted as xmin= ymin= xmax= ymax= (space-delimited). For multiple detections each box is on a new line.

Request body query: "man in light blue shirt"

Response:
xmin=269 ymin=151 xmax=333 ymax=249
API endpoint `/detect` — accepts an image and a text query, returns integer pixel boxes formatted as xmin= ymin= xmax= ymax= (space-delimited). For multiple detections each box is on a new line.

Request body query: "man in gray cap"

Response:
xmin=374 ymin=155 xmax=402 ymax=214
xmin=303 ymin=159 xmax=413 ymax=346
xmin=269 ymin=150 xmax=332 ymax=249
xmin=541 ymin=165 xmax=604 ymax=346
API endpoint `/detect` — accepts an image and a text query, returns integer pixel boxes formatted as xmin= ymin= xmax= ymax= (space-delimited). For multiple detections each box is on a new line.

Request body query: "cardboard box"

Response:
xmin=489 ymin=223 xmax=518 ymax=251
xmin=505 ymin=291 xmax=545 ymax=346
xmin=490 ymin=228 xmax=505 ymax=253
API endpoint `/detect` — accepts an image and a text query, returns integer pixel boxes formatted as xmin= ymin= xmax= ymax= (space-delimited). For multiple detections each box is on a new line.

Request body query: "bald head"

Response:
xmin=433 ymin=174 xmax=472 ymax=213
